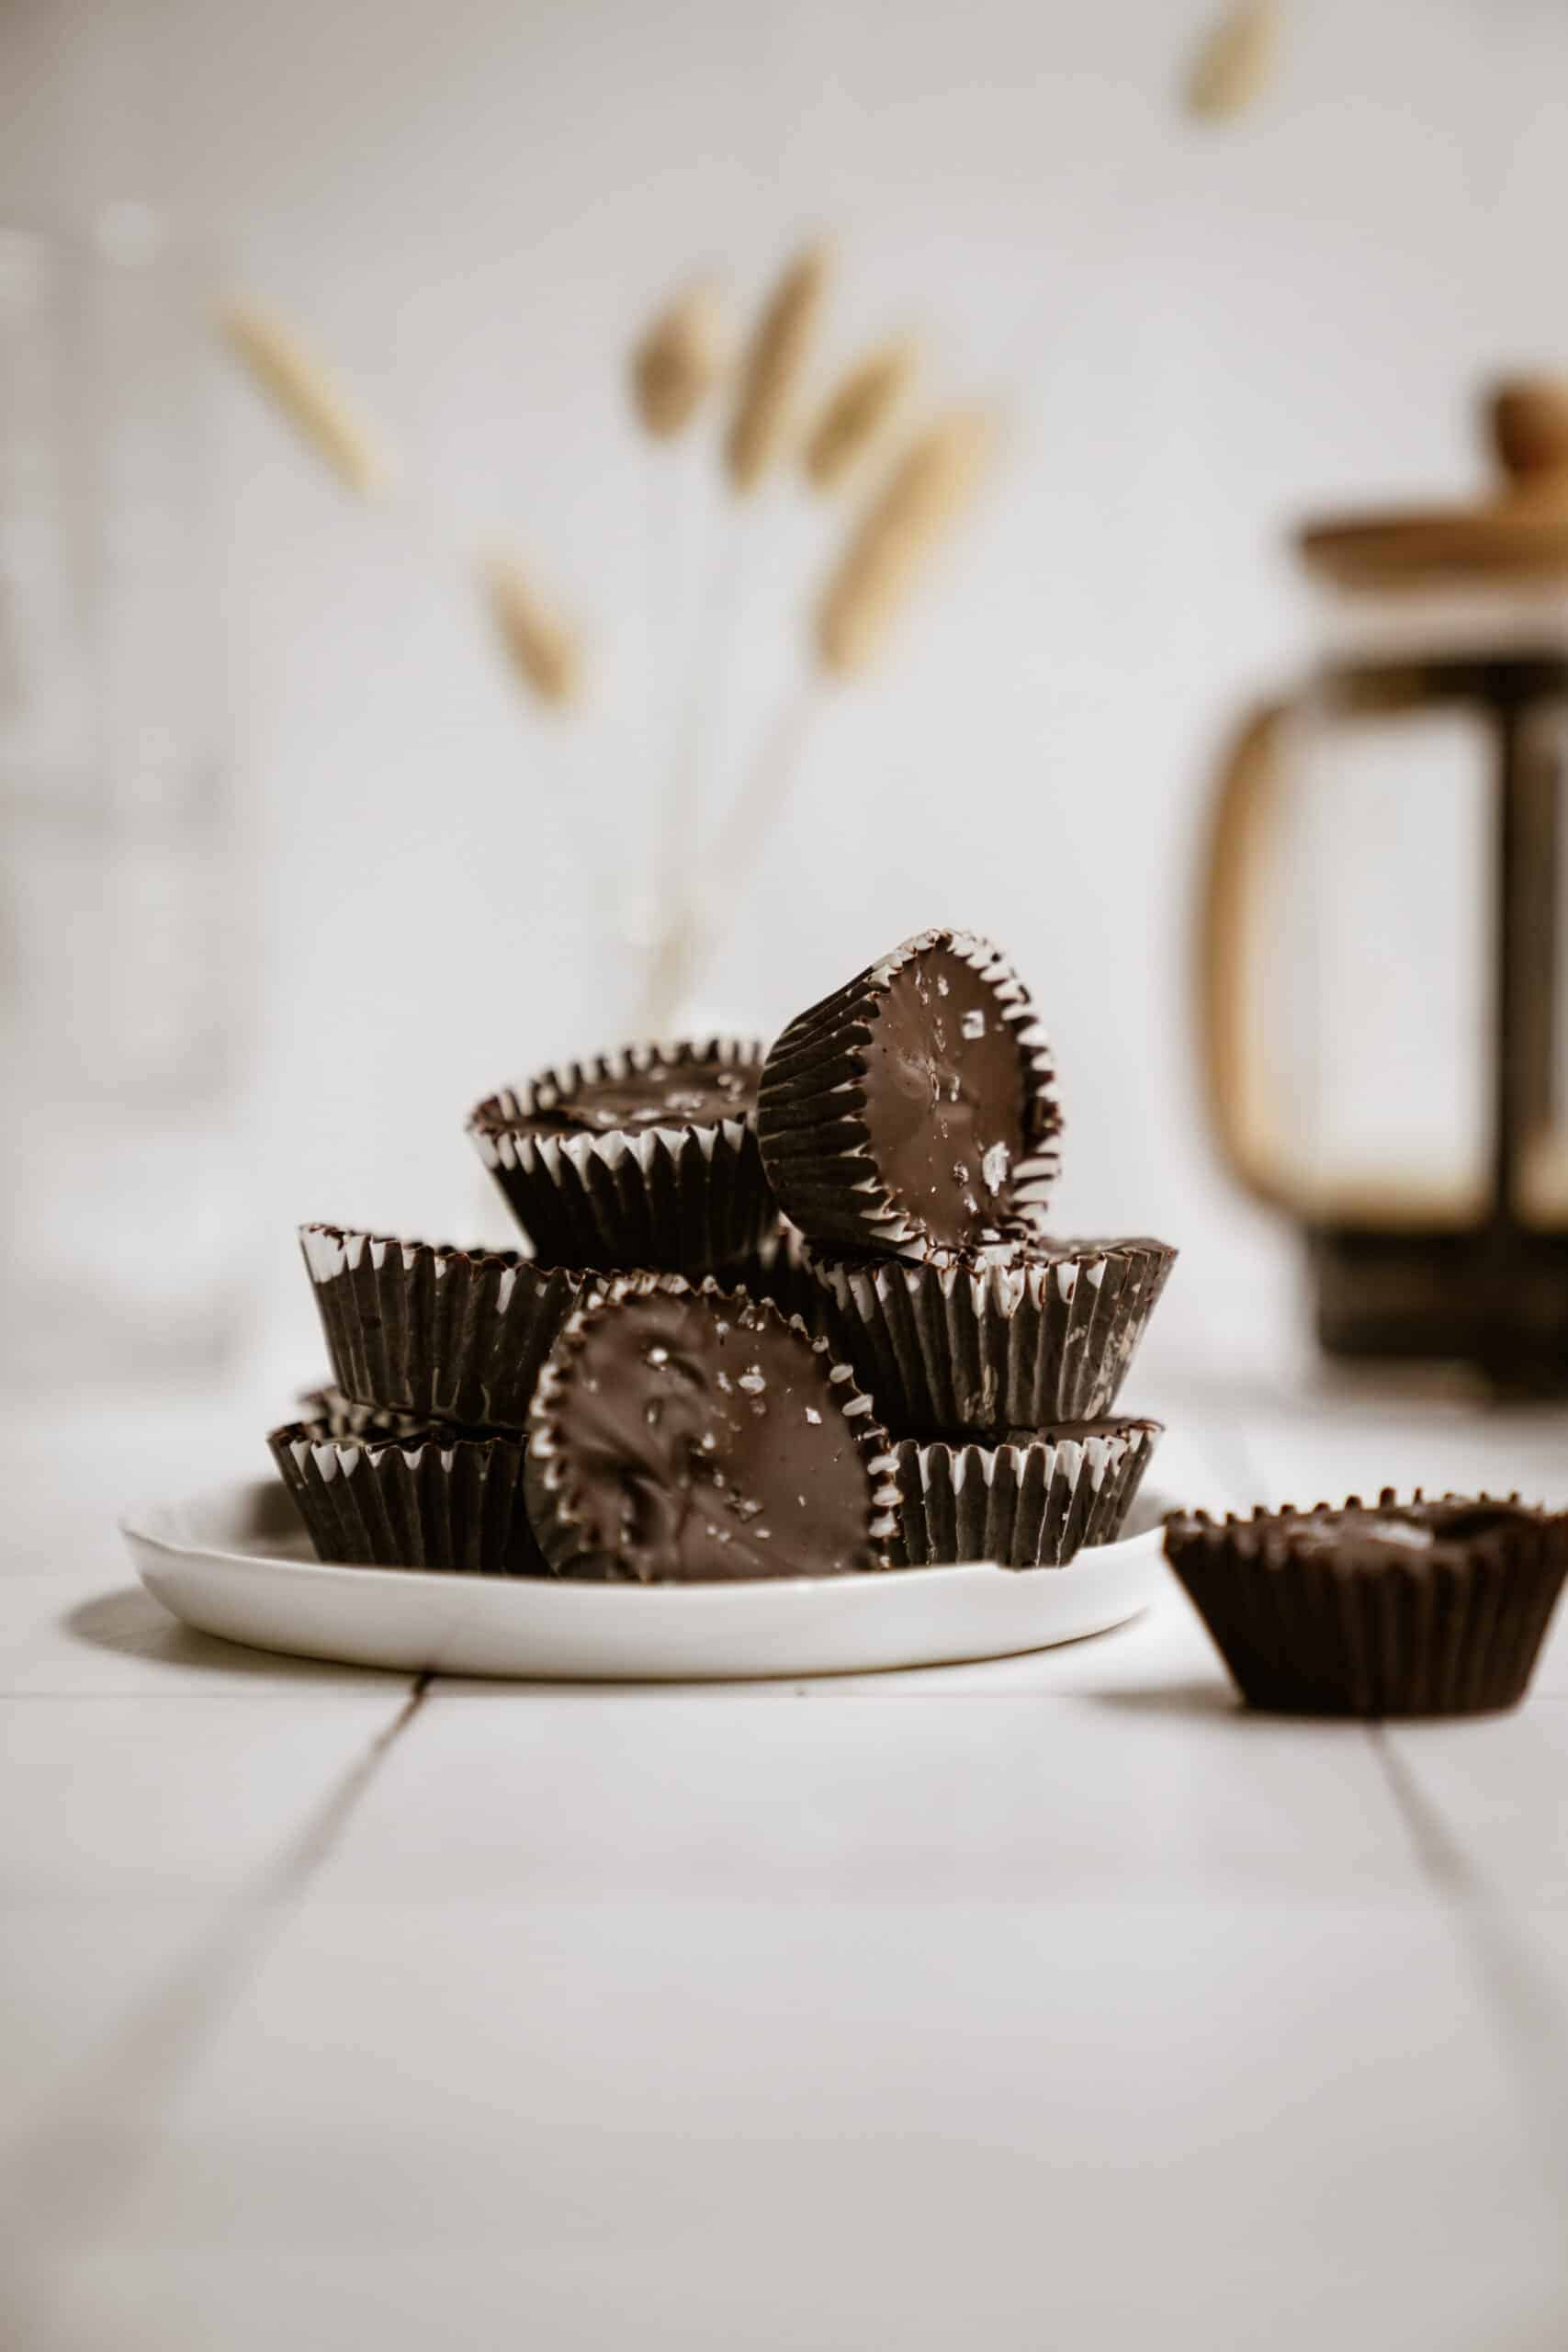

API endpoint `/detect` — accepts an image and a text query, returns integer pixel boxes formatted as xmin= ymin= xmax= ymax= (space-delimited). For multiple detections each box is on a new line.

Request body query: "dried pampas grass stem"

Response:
xmin=632 ymin=279 xmax=730 ymax=439
xmin=726 ymin=241 xmax=833 ymax=494
xmin=480 ymin=551 xmax=583 ymax=707
xmin=816 ymin=408 xmax=997 ymax=679
xmin=221 ymin=301 xmax=397 ymax=498
xmin=804 ymin=338 xmax=920 ymax=492
xmin=1186 ymin=0 xmax=1280 ymax=123
xmin=708 ymin=674 xmax=818 ymax=910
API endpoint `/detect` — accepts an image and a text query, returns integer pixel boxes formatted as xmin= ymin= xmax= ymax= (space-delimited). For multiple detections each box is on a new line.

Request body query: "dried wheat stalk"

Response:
xmin=1186 ymin=0 xmax=1280 ymax=122
xmin=480 ymin=551 xmax=583 ymax=707
xmin=815 ymin=407 xmax=996 ymax=678
xmin=220 ymin=301 xmax=397 ymax=497
xmin=631 ymin=279 xmax=730 ymax=438
xmin=804 ymin=338 xmax=919 ymax=492
xmin=725 ymin=241 xmax=833 ymax=494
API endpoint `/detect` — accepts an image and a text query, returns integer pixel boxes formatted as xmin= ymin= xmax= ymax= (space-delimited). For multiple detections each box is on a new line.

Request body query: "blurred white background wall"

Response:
xmin=6 ymin=0 xmax=1567 ymax=1382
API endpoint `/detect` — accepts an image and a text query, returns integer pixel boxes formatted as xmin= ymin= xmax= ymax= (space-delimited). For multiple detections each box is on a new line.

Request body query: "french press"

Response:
xmin=1199 ymin=378 xmax=1568 ymax=1388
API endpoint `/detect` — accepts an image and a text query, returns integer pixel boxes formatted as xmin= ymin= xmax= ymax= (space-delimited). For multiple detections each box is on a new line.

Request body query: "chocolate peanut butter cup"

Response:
xmin=891 ymin=1417 xmax=1162 ymax=1569
xmin=468 ymin=1038 xmax=773 ymax=1272
xmin=757 ymin=929 xmax=1061 ymax=1258
xmin=301 ymin=1223 xmax=600 ymax=1432
xmin=270 ymin=1418 xmax=547 ymax=1577
xmin=1164 ymin=1491 xmax=1568 ymax=1717
xmin=525 ymin=1273 xmax=899 ymax=1583
xmin=807 ymin=1234 xmax=1176 ymax=1436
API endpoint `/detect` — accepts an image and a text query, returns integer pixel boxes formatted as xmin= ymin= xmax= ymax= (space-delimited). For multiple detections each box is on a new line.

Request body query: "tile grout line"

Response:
xmin=0 ymin=1670 xmax=434 ymax=2317
xmin=1371 ymin=1724 xmax=1568 ymax=2224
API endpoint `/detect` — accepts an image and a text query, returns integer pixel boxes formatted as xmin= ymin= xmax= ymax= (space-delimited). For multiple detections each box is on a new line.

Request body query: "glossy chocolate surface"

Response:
xmin=524 ymin=1057 xmax=757 ymax=1137
xmin=536 ymin=1287 xmax=881 ymax=1583
xmin=860 ymin=944 xmax=1027 ymax=1250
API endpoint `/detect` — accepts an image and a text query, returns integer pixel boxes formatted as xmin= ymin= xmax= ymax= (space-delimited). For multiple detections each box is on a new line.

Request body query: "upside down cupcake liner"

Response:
xmin=1163 ymin=1490 xmax=1568 ymax=1718
xmin=890 ymin=1418 xmax=1162 ymax=1569
xmin=269 ymin=1418 xmax=547 ymax=1577
xmin=300 ymin=1223 xmax=601 ymax=1432
xmin=807 ymin=1235 xmax=1176 ymax=1436
xmin=468 ymin=1037 xmax=773 ymax=1272
xmin=757 ymin=928 xmax=1062 ymax=1259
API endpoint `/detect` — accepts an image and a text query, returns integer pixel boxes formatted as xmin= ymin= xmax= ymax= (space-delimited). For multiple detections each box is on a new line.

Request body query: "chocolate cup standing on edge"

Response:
xmin=300 ymin=1223 xmax=604 ymax=1432
xmin=526 ymin=1272 xmax=900 ymax=1585
xmin=757 ymin=928 xmax=1062 ymax=1259
xmin=891 ymin=1418 xmax=1162 ymax=1570
xmin=269 ymin=1419 xmax=547 ymax=1577
xmin=1164 ymin=1490 xmax=1568 ymax=1718
xmin=468 ymin=1038 xmax=773 ymax=1272
xmin=807 ymin=1235 xmax=1177 ymax=1437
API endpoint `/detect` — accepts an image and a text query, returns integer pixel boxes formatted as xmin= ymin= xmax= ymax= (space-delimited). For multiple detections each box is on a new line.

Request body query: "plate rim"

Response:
xmin=119 ymin=1476 xmax=1173 ymax=1608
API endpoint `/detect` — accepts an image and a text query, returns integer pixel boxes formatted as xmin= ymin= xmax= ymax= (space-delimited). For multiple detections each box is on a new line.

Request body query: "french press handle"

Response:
xmin=1195 ymin=695 xmax=1305 ymax=1214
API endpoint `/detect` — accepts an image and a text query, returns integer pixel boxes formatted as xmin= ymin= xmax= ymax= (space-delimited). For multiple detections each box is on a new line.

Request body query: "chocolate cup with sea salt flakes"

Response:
xmin=300 ymin=1223 xmax=602 ymax=1432
xmin=890 ymin=1418 xmax=1162 ymax=1570
xmin=525 ymin=1272 xmax=899 ymax=1584
xmin=807 ymin=1234 xmax=1177 ymax=1437
xmin=468 ymin=1038 xmax=772 ymax=1272
xmin=269 ymin=1418 xmax=547 ymax=1577
xmin=1164 ymin=1491 xmax=1568 ymax=1718
xmin=757 ymin=928 xmax=1061 ymax=1259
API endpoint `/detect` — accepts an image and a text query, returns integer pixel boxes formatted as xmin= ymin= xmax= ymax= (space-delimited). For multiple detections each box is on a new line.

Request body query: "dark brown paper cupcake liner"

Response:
xmin=716 ymin=1218 xmax=840 ymax=1343
xmin=270 ymin=1418 xmax=547 ymax=1577
xmin=1164 ymin=1490 xmax=1568 ymax=1717
xmin=468 ymin=1037 xmax=773 ymax=1272
xmin=807 ymin=1235 xmax=1176 ymax=1436
xmin=525 ymin=1272 xmax=900 ymax=1582
xmin=300 ymin=1224 xmax=602 ymax=1431
xmin=757 ymin=928 xmax=1061 ymax=1256
xmin=296 ymin=1385 xmax=451 ymax=1443
xmin=891 ymin=1417 xmax=1162 ymax=1569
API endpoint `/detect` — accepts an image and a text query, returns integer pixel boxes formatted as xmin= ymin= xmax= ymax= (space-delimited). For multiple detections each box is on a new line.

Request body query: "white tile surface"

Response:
xmin=0 ymin=1569 xmax=399 ymax=1697
xmin=5 ymin=1385 xmax=1568 ymax=2350
xmin=304 ymin=1682 xmax=1427 ymax=1905
xmin=17 ymin=1900 xmax=1564 ymax=2352
xmin=0 ymin=1902 xmax=225 ymax=2133
xmin=0 ymin=1690 xmax=412 ymax=1903
xmin=1384 ymin=1708 xmax=1568 ymax=1907
xmin=21 ymin=2243 xmax=1567 ymax=2352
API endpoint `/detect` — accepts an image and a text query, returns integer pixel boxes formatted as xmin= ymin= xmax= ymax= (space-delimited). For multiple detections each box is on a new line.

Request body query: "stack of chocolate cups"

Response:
xmin=272 ymin=930 xmax=1174 ymax=1578
xmin=756 ymin=929 xmax=1174 ymax=1568
xmin=274 ymin=1038 xmax=791 ymax=1577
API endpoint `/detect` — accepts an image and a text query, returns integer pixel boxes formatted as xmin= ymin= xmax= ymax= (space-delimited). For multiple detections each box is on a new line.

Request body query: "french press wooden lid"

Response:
xmin=1299 ymin=378 xmax=1568 ymax=587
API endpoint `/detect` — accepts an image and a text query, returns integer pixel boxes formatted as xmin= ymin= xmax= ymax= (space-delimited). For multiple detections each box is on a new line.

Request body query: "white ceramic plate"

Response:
xmin=119 ymin=1479 xmax=1173 ymax=1683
